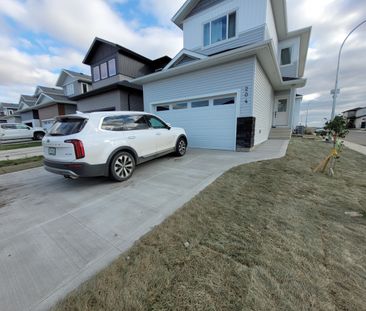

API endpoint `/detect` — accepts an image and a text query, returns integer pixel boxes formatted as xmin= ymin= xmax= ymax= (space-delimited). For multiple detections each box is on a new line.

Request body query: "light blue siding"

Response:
xmin=280 ymin=61 xmax=298 ymax=77
xmin=253 ymin=59 xmax=274 ymax=145
xmin=187 ymin=0 xmax=226 ymax=19
xmin=144 ymin=57 xmax=255 ymax=117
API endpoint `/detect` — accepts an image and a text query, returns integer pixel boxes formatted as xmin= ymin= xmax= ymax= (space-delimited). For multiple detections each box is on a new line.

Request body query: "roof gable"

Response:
xmin=163 ymin=49 xmax=207 ymax=71
xmin=56 ymin=69 xmax=91 ymax=87
xmin=83 ymin=37 xmax=152 ymax=65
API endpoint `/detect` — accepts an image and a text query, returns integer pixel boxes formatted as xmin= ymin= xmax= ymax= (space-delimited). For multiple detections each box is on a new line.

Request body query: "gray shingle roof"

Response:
xmin=43 ymin=94 xmax=76 ymax=104
xmin=38 ymin=86 xmax=64 ymax=95
xmin=64 ymin=69 xmax=92 ymax=82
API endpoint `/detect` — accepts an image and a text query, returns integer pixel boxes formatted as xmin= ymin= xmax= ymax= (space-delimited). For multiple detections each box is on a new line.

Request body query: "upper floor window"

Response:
xmin=93 ymin=66 xmax=100 ymax=82
xmin=281 ymin=48 xmax=292 ymax=65
xmin=203 ymin=12 xmax=236 ymax=47
xmin=108 ymin=59 xmax=116 ymax=76
xmin=93 ymin=58 xmax=117 ymax=82
xmin=65 ymin=83 xmax=75 ymax=96
xmin=81 ymin=83 xmax=89 ymax=94
xmin=8 ymin=110 xmax=14 ymax=115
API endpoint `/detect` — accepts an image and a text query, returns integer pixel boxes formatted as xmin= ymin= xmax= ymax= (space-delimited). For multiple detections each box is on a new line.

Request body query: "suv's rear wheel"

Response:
xmin=110 ymin=151 xmax=135 ymax=182
xmin=175 ymin=137 xmax=187 ymax=157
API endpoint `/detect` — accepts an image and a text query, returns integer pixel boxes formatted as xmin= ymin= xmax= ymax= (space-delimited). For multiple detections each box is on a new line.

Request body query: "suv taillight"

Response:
xmin=65 ymin=139 xmax=85 ymax=159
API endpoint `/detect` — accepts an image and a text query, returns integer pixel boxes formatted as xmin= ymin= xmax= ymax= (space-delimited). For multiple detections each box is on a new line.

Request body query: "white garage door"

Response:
xmin=154 ymin=96 xmax=237 ymax=151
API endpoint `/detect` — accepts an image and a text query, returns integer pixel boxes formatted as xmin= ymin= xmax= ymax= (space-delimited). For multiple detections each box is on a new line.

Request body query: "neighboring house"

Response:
xmin=17 ymin=95 xmax=40 ymax=127
xmin=72 ymin=37 xmax=171 ymax=113
xmin=133 ymin=0 xmax=311 ymax=151
xmin=56 ymin=69 xmax=93 ymax=98
xmin=343 ymin=107 xmax=366 ymax=129
xmin=17 ymin=86 xmax=77 ymax=130
xmin=0 ymin=103 xmax=20 ymax=123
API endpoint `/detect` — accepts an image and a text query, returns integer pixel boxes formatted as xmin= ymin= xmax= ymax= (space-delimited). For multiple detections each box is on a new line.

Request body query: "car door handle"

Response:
xmin=128 ymin=136 xmax=136 ymax=140
xmin=156 ymin=133 xmax=162 ymax=136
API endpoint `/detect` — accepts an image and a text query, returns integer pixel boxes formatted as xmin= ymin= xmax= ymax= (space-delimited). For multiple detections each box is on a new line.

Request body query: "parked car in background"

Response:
xmin=315 ymin=128 xmax=327 ymax=136
xmin=0 ymin=123 xmax=45 ymax=141
xmin=42 ymin=112 xmax=188 ymax=182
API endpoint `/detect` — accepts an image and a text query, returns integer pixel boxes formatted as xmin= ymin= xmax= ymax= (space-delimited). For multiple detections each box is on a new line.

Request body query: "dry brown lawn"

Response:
xmin=54 ymin=139 xmax=366 ymax=311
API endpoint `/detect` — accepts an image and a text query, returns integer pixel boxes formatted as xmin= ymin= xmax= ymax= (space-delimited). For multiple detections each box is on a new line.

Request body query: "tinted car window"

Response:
xmin=146 ymin=116 xmax=168 ymax=129
xmin=16 ymin=124 xmax=29 ymax=130
xmin=101 ymin=115 xmax=149 ymax=131
xmin=1 ymin=124 xmax=16 ymax=130
xmin=49 ymin=118 xmax=87 ymax=136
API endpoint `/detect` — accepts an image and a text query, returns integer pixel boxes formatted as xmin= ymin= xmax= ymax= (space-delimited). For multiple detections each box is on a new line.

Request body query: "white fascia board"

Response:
xmin=56 ymin=70 xmax=76 ymax=87
xmin=35 ymin=93 xmax=53 ymax=107
xmin=163 ymin=49 xmax=208 ymax=71
xmin=171 ymin=0 xmax=198 ymax=29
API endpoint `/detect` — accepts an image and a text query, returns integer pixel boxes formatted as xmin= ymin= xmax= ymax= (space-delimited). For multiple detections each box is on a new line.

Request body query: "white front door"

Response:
xmin=273 ymin=97 xmax=289 ymax=127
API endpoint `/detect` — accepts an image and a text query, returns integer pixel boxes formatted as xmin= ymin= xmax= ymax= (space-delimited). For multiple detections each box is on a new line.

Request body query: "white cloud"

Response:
xmin=139 ymin=0 xmax=186 ymax=26
xmin=0 ymin=0 xmax=185 ymax=103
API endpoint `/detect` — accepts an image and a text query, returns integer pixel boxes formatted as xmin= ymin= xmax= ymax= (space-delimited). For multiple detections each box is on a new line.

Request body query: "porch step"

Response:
xmin=269 ymin=128 xmax=292 ymax=140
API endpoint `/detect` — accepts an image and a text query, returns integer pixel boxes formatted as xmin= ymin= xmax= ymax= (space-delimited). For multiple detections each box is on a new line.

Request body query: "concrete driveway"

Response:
xmin=0 ymin=140 xmax=288 ymax=311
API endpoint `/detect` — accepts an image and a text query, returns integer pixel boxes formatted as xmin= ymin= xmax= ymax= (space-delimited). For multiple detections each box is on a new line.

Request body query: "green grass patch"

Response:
xmin=0 ymin=141 xmax=42 ymax=151
xmin=53 ymin=139 xmax=366 ymax=311
xmin=0 ymin=156 xmax=43 ymax=174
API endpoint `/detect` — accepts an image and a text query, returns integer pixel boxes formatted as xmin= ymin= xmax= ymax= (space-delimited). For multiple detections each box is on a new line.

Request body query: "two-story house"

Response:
xmin=0 ymin=102 xmax=19 ymax=123
xmin=133 ymin=0 xmax=311 ymax=151
xmin=17 ymin=86 xmax=77 ymax=130
xmin=71 ymin=37 xmax=171 ymax=113
xmin=17 ymin=94 xmax=40 ymax=127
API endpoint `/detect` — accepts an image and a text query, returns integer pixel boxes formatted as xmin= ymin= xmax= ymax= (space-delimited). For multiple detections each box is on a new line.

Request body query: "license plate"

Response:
xmin=48 ymin=147 xmax=56 ymax=156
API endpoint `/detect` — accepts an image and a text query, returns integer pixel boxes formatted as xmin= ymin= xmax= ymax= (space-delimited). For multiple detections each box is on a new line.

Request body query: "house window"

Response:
xmin=156 ymin=105 xmax=170 ymax=112
xmin=93 ymin=66 xmax=100 ymax=82
xmin=172 ymin=103 xmax=188 ymax=110
xmin=108 ymin=59 xmax=116 ymax=76
xmin=278 ymin=99 xmax=288 ymax=112
xmin=8 ymin=110 xmax=13 ymax=115
xmin=191 ymin=100 xmax=209 ymax=108
xmin=213 ymin=97 xmax=235 ymax=106
xmin=66 ymin=83 xmax=75 ymax=96
xmin=81 ymin=83 xmax=89 ymax=94
xmin=281 ymin=48 xmax=292 ymax=65
xmin=100 ymin=62 xmax=108 ymax=80
xmin=203 ymin=11 xmax=236 ymax=47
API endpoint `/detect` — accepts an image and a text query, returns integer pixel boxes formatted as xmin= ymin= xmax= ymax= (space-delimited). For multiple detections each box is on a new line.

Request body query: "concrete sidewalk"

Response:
xmin=0 ymin=146 xmax=43 ymax=161
xmin=0 ymin=140 xmax=289 ymax=311
xmin=344 ymin=140 xmax=366 ymax=156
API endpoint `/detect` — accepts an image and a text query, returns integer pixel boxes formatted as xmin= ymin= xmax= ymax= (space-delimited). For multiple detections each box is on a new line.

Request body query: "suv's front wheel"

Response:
xmin=175 ymin=137 xmax=187 ymax=157
xmin=110 ymin=151 xmax=135 ymax=182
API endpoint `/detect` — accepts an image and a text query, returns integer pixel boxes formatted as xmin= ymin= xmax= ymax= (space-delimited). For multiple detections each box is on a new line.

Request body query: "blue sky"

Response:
xmin=0 ymin=0 xmax=365 ymax=127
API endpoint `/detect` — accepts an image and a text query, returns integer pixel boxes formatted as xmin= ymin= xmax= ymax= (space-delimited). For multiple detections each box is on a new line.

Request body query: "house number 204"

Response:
xmin=244 ymin=86 xmax=249 ymax=104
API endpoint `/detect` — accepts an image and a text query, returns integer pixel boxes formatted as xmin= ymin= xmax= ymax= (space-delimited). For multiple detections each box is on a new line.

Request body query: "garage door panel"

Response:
xmin=156 ymin=104 xmax=236 ymax=151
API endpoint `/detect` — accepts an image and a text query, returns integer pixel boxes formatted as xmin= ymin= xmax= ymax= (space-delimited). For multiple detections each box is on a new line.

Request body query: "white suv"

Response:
xmin=42 ymin=112 xmax=188 ymax=182
xmin=0 ymin=123 xmax=45 ymax=141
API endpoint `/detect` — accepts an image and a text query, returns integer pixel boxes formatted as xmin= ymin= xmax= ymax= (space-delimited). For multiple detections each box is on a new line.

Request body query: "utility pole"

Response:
xmin=331 ymin=19 xmax=366 ymax=120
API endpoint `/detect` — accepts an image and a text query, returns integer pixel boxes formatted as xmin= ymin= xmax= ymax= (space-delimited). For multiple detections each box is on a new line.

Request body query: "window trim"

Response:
xmin=203 ymin=10 xmax=237 ymax=48
xmin=93 ymin=66 xmax=100 ymax=82
xmin=280 ymin=47 xmax=293 ymax=66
